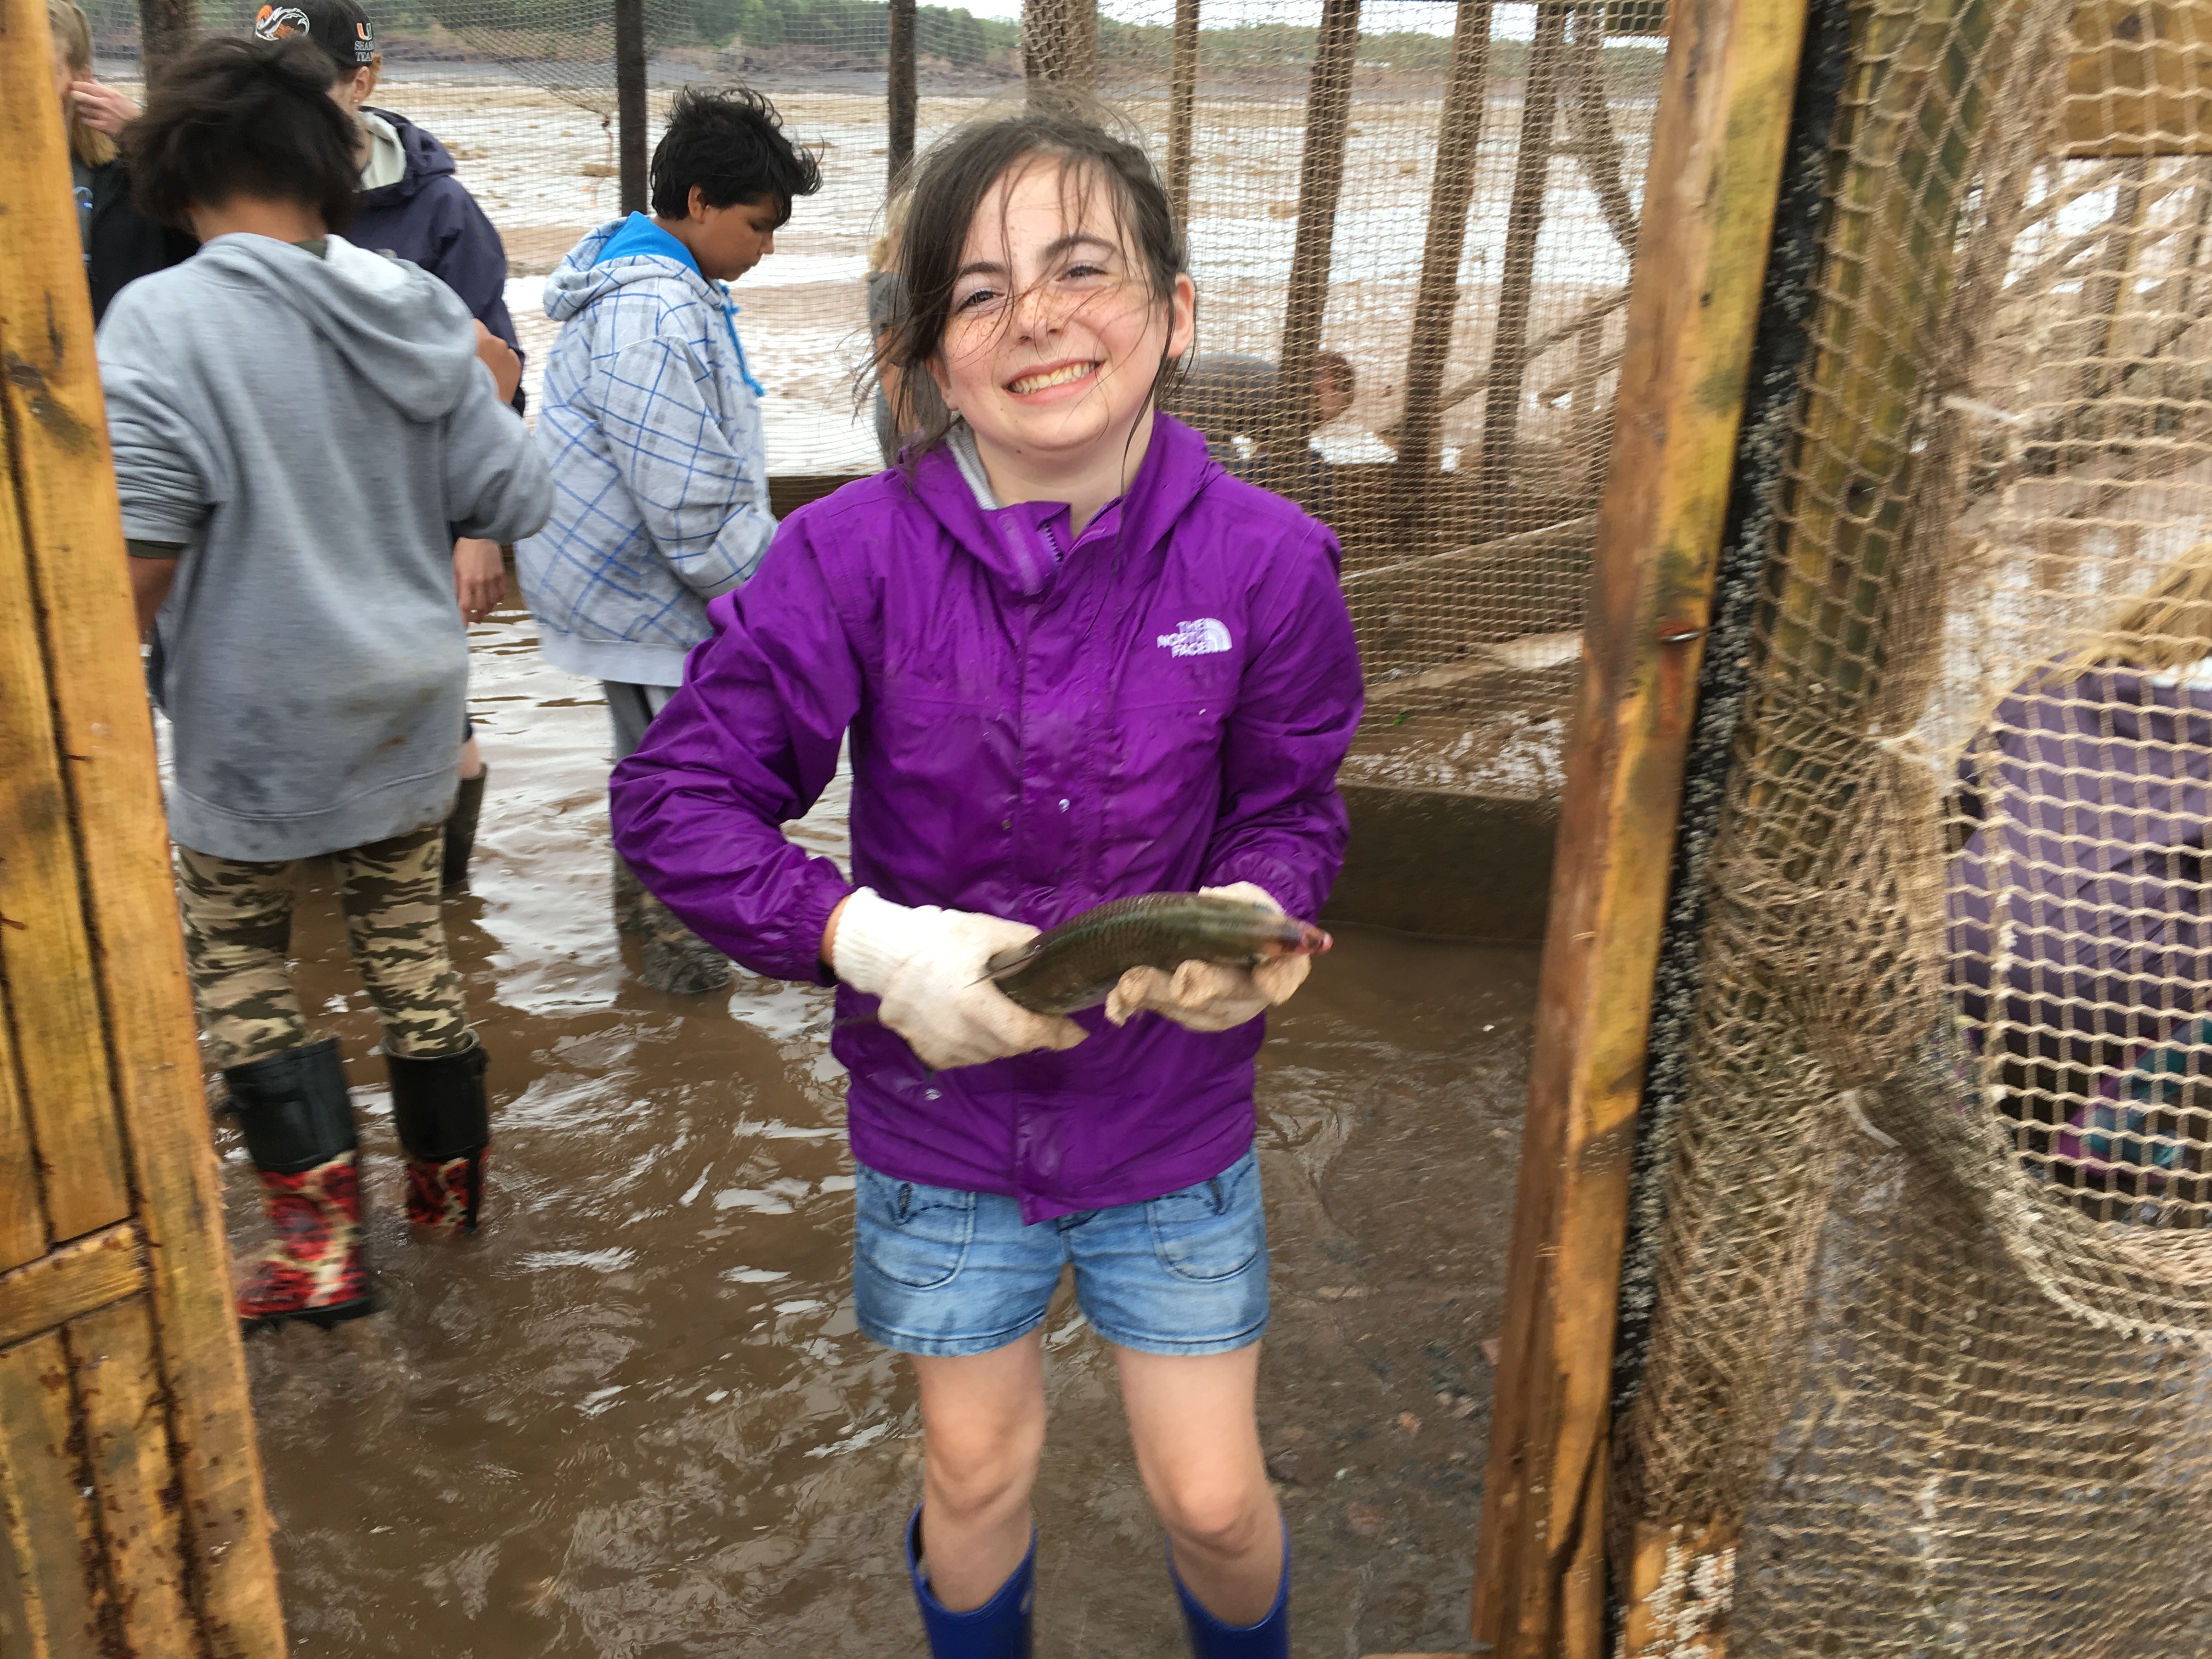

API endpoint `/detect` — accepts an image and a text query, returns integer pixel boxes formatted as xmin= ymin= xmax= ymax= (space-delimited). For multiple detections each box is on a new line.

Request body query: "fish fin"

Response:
xmin=983 ymin=940 xmax=1044 ymax=981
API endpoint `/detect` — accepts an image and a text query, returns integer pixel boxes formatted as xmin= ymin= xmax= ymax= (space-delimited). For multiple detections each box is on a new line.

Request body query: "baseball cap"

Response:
xmin=253 ymin=0 xmax=376 ymax=72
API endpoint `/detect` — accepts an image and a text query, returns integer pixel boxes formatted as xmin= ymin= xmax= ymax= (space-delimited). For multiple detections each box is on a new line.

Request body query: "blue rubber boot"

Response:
xmin=904 ymin=1507 xmax=1035 ymax=1658
xmin=1168 ymin=1521 xmax=1289 ymax=1658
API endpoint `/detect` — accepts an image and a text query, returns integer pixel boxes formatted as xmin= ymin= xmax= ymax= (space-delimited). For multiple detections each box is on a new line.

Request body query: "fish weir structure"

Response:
xmin=95 ymin=0 xmax=1674 ymax=941
xmin=1485 ymin=0 xmax=2212 ymax=1655
xmin=36 ymin=0 xmax=2212 ymax=1654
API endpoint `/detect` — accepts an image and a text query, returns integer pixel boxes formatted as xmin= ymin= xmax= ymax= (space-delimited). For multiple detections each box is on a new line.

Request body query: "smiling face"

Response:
xmin=682 ymin=187 xmax=784 ymax=283
xmin=930 ymin=156 xmax=1194 ymax=472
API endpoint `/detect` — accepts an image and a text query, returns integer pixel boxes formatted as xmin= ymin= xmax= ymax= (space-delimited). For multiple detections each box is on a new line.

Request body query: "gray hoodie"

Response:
xmin=99 ymin=233 xmax=552 ymax=860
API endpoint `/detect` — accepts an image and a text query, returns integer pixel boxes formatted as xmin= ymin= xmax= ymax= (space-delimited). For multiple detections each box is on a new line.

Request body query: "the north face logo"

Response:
xmin=1157 ymin=618 xmax=1233 ymax=657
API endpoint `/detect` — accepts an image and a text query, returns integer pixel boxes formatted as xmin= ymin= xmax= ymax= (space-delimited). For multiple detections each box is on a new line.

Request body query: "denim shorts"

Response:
xmin=852 ymin=1146 xmax=1269 ymax=1358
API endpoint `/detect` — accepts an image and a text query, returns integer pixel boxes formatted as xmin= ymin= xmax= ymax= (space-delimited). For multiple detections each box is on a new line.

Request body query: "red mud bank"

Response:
xmin=229 ymin=612 xmax=1533 ymax=1656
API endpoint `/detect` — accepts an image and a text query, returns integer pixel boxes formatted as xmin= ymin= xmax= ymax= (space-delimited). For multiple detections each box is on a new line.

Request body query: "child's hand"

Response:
xmin=831 ymin=888 xmax=1087 ymax=1070
xmin=1103 ymin=883 xmax=1313 ymax=1031
xmin=69 ymin=80 xmax=139 ymax=137
xmin=452 ymin=537 xmax=506 ymax=623
xmin=473 ymin=321 xmax=522 ymax=404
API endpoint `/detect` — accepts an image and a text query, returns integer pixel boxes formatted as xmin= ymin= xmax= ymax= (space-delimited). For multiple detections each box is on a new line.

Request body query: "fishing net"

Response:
xmin=1082 ymin=0 xmax=1663 ymax=797
xmin=88 ymin=0 xmax=1665 ymax=806
xmin=1615 ymin=0 xmax=2212 ymax=1650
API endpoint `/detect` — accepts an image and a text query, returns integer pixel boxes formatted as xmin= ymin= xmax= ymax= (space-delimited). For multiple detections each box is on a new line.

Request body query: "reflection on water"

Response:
xmin=227 ymin=610 xmax=1536 ymax=1656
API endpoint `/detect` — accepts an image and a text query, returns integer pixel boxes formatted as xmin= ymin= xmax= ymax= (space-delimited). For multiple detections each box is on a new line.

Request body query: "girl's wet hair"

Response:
xmin=879 ymin=94 xmax=1188 ymax=459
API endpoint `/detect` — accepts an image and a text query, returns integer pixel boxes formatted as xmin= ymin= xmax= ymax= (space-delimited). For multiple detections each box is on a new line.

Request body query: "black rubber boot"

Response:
xmin=613 ymin=851 xmax=650 ymax=935
xmin=636 ymin=890 xmax=735 ymax=994
xmin=442 ymin=767 xmax=488 ymax=889
xmin=221 ymin=1040 xmax=374 ymax=1334
xmin=387 ymin=1041 xmax=492 ymax=1235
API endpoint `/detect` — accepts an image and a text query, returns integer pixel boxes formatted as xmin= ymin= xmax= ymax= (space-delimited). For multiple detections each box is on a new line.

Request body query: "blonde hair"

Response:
xmin=867 ymin=189 xmax=911 ymax=274
xmin=47 ymin=0 xmax=115 ymax=168
xmin=2044 ymin=538 xmax=2212 ymax=686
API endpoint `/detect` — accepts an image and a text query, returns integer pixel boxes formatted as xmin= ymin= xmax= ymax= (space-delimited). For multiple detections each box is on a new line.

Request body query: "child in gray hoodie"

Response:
xmin=99 ymin=35 xmax=552 ymax=1333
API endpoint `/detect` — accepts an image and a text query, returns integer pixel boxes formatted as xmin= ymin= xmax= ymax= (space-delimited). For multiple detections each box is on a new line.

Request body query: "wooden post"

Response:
xmin=1465 ymin=0 xmax=1811 ymax=1654
xmin=1474 ymin=1 xmax=1573 ymax=503
xmin=1167 ymin=0 xmax=1203 ymax=226
xmin=1389 ymin=0 xmax=1497 ymax=532
xmin=1606 ymin=7 xmax=2062 ymax=1647
xmin=1564 ymin=1 xmax=1641 ymax=255
xmin=136 ymin=0 xmax=197 ymax=80
xmin=1024 ymin=0 xmax=1097 ymax=91
xmin=889 ymin=0 xmax=917 ymax=188
xmin=1266 ymin=0 xmax=1363 ymax=466
xmin=0 ymin=0 xmax=283 ymax=1653
xmin=615 ymin=0 xmax=648 ymax=215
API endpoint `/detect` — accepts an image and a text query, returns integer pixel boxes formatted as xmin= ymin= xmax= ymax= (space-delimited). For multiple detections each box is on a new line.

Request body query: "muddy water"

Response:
xmin=223 ymin=606 xmax=1536 ymax=1657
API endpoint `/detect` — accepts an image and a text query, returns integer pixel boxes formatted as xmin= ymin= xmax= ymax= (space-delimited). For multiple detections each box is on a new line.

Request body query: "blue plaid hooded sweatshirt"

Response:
xmin=517 ymin=215 xmax=775 ymax=685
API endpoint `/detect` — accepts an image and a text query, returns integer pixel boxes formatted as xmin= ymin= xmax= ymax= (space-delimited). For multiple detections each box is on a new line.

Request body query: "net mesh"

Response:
xmin=1618 ymin=0 xmax=2212 ymax=1650
xmin=89 ymin=0 xmax=1668 ymax=805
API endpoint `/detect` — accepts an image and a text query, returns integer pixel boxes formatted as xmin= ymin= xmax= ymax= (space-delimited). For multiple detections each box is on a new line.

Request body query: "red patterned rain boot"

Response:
xmin=222 ymin=1039 xmax=375 ymax=1334
xmin=388 ymin=1040 xmax=491 ymax=1235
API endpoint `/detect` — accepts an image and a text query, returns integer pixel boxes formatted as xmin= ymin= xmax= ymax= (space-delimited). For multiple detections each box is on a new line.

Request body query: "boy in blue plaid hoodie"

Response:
xmin=517 ymin=86 xmax=820 ymax=991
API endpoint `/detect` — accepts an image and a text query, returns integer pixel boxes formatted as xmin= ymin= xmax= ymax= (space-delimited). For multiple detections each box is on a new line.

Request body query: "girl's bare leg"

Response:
xmin=911 ymin=1330 xmax=1047 ymax=1611
xmin=1115 ymin=1342 xmax=1283 ymax=1624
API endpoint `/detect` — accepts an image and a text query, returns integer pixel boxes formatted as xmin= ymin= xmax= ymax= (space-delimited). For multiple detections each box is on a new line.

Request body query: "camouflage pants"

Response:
xmin=176 ymin=823 xmax=472 ymax=1070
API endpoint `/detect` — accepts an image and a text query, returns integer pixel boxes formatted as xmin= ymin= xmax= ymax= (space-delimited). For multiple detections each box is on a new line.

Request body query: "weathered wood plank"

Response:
xmin=63 ymin=1299 xmax=199 ymax=1658
xmin=0 ymin=1 xmax=286 ymax=1652
xmin=0 ymin=311 xmax=130 ymax=1248
xmin=0 ymin=1331 xmax=112 ymax=1658
xmin=0 ymin=1342 xmax=50 ymax=1659
xmin=1390 ymin=0 xmax=1498 ymax=531
xmin=0 ymin=1224 xmax=146 ymax=1352
xmin=0 ymin=934 xmax=50 ymax=1272
xmin=1467 ymin=0 xmax=1812 ymax=1653
xmin=1166 ymin=0 xmax=1202 ymax=224
xmin=1621 ymin=1516 xmax=1735 ymax=1656
xmin=1267 ymin=0 xmax=1361 ymax=463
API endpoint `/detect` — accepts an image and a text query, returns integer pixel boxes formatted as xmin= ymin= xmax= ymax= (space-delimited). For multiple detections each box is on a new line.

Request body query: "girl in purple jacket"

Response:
xmin=610 ymin=104 xmax=1363 ymax=1658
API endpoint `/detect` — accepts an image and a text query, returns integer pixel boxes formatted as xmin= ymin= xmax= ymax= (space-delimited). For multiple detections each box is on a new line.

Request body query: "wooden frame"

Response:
xmin=615 ymin=0 xmax=648 ymax=214
xmin=1389 ymin=0 xmax=1497 ymax=533
xmin=1167 ymin=0 xmax=1203 ymax=225
xmin=0 ymin=0 xmax=284 ymax=1651
xmin=1466 ymin=0 xmax=1812 ymax=1652
xmin=1267 ymin=0 xmax=1363 ymax=458
xmin=889 ymin=0 xmax=918 ymax=186
xmin=1473 ymin=1 xmax=1573 ymax=496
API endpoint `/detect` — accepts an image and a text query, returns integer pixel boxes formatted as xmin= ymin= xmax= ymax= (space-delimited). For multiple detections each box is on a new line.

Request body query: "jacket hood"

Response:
xmin=190 ymin=232 xmax=479 ymax=421
xmin=357 ymin=107 xmax=455 ymax=207
xmin=543 ymin=215 xmax=718 ymax=324
xmin=907 ymin=413 xmax=1222 ymax=597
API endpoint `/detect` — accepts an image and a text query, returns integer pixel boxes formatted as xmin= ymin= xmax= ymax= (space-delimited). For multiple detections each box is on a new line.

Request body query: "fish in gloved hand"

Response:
xmin=988 ymin=884 xmax=1331 ymax=1028
xmin=832 ymin=885 xmax=1331 ymax=1060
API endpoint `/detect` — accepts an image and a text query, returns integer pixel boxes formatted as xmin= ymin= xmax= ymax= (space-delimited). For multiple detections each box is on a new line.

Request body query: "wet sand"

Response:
xmin=223 ymin=607 xmax=1536 ymax=1656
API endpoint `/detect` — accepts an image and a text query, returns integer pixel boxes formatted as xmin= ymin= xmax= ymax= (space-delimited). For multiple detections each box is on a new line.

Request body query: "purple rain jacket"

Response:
xmin=1948 ymin=664 xmax=2212 ymax=1065
xmin=609 ymin=414 xmax=1364 ymax=1221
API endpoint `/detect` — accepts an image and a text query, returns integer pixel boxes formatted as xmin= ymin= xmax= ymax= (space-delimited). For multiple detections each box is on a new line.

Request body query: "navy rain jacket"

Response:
xmin=348 ymin=108 xmax=520 ymax=366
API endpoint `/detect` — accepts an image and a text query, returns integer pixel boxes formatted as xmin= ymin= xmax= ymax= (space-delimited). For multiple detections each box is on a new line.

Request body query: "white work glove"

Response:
xmin=831 ymin=887 xmax=1087 ymax=1071
xmin=1104 ymin=882 xmax=1314 ymax=1032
